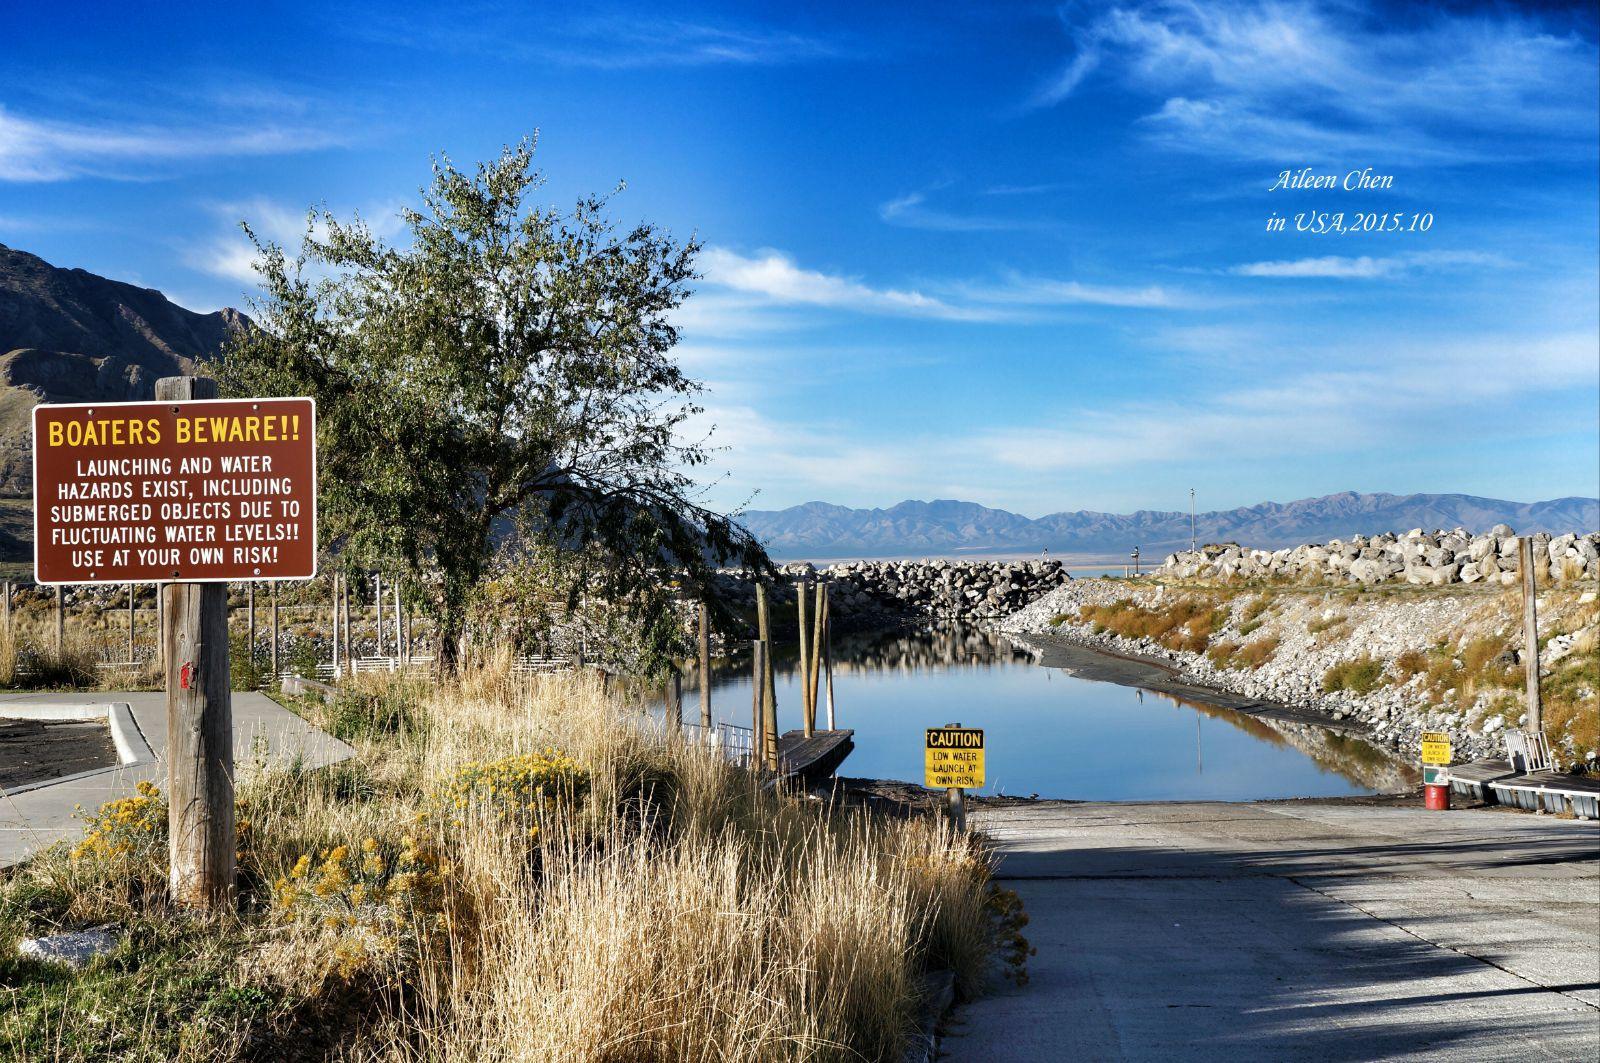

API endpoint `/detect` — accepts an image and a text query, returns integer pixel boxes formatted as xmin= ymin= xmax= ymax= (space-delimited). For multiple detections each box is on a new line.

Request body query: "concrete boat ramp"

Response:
xmin=0 ymin=690 xmax=353 ymax=869
xmin=944 ymin=799 xmax=1599 ymax=1062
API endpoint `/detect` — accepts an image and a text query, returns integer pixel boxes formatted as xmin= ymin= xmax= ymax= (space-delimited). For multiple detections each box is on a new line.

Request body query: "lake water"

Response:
xmin=696 ymin=626 xmax=1410 ymax=802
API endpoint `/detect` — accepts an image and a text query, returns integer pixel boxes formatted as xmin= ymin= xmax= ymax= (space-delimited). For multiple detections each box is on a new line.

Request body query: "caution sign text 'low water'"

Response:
xmin=925 ymin=727 xmax=984 ymax=789
xmin=33 ymin=397 xmax=317 ymax=584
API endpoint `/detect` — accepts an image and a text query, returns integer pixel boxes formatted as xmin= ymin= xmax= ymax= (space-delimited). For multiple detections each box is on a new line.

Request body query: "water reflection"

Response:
xmin=695 ymin=625 xmax=1411 ymax=801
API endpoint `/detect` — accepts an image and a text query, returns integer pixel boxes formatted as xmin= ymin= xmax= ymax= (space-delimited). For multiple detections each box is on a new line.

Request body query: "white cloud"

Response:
xmin=186 ymin=196 xmax=409 ymax=285
xmin=0 ymin=105 xmax=342 ymax=182
xmin=878 ymin=191 xmax=1034 ymax=232
xmin=1033 ymin=1 xmax=1598 ymax=161
xmin=1230 ymin=251 xmax=1506 ymax=279
xmin=698 ymin=247 xmax=991 ymax=321
xmin=690 ymin=246 xmax=1202 ymax=334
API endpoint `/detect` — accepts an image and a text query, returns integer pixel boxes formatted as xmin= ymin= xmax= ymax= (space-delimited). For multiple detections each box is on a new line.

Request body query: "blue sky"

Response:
xmin=4 ymin=0 xmax=1597 ymax=516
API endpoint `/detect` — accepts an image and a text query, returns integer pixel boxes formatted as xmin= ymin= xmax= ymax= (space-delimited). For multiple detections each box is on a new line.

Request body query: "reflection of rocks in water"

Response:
xmin=831 ymin=624 xmax=1034 ymax=674
xmin=1152 ymin=689 xmax=1416 ymax=792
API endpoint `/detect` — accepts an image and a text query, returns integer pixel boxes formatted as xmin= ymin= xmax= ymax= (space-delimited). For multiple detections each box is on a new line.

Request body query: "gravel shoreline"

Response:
xmin=1001 ymin=578 xmax=1599 ymax=768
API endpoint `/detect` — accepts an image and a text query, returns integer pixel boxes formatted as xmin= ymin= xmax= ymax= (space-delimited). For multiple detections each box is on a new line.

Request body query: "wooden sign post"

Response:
xmin=32 ymin=379 xmax=318 ymax=909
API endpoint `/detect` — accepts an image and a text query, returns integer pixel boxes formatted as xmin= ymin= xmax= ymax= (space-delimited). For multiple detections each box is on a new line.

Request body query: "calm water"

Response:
xmin=696 ymin=627 xmax=1410 ymax=802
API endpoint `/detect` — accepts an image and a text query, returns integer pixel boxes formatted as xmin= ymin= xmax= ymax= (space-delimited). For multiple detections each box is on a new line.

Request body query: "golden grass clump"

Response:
xmin=3 ymin=667 xmax=1010 ymax=1061
xmin=1078 ymin=597 xmax=1228 ymax=653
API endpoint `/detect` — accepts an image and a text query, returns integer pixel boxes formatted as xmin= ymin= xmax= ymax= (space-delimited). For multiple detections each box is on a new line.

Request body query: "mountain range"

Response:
xmin=0 ymin=244 xmax=247 ymax=559
xmin=741 ymin=494 xmax=1600 ymax=559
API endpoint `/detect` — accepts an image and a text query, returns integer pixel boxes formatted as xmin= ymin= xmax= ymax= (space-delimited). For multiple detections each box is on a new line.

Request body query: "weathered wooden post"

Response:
xmin=54 ymin=585 xmax=63 ymax=655
xmin=822 ymin=583 xmax=836 ymax=730
xmin=330 ymin=573 xmax=340 ymax=676
xmin=270 ymin=583 xmax=279 ymax=681
xmin=667 ymin=670 xmax=683 ymax=730
xmin=156 ymin=375 xmax=234 ymax=908
xmin=247 ymin=582 xmax=256 ymax=675
xmin=750 ymin=639 xmax=766 ymax=766
xmin=375 ymin=573 xmax=385 ymax=658
xmin=945 ymin=720 xmax=967 ymax=833
xmin=2 ymin=581 xmax=9 ymax=640
xmin=127 ymin=584 xmax=135 ymax=663
xmin=810 ymin=580 xmax=825 ymax=720
xmin=797 ymin=580 xmax=813 ymax=737
xmin=1519 ymin=537 xmax=1543 ymax=734
xmin=756 ymin=584 xmax=777 ymax=754
xmin=341 ymin=573 xmax=352 ymax=675
xmin=698 ymin=602 xmax=712 ymax=733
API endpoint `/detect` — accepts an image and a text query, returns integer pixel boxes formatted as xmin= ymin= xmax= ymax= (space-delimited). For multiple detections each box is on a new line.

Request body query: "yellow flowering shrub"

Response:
xmin=432 ymin=749 xmax=588 ymax=837
xmin=271 ymin=834 xmax=445 ymax=977
xmin=71 ymin=780 xmax=165 ymax=863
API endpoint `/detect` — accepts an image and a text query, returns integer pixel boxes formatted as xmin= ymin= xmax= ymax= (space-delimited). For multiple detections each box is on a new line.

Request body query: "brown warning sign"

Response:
xmin=33 ymin=397 xmax=317 ymax=585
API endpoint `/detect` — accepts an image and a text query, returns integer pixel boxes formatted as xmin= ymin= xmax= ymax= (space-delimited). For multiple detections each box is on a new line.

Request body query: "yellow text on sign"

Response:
xmin=1420 ymin=731 xmax=1452 ymax=765
xmin=925 ymin=728 xmax=984 ymax=789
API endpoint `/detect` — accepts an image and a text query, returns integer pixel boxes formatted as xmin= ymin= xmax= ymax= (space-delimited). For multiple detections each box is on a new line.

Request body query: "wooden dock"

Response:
xmin=776 ymin=729 xmax=854 ymax=784
xmin=1445 ymin=758 xmax=1600 ymax=819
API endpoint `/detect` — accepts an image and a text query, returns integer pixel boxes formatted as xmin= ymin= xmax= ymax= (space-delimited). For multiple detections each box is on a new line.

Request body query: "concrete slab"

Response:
xmin=0 ymin=690 xmax=354 ymax=868
xmin=944 ymin=801 xmax=1600 ymax=1062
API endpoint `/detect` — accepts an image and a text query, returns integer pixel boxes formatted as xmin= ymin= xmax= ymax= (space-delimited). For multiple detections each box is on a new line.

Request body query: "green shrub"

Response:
xmin=324 ymin=674 xmax=430 ymax=741
xmin=1322 ymin=656 xmax=1384 ymax=694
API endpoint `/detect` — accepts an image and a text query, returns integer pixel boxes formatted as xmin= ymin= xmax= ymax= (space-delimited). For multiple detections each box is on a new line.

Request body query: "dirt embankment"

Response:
xmin=1002 ymin=578 xmax=1599 ymax=769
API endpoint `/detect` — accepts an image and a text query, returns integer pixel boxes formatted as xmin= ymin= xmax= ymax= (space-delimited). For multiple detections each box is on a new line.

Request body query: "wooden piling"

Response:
xmin=822 ymin=583 xmax=836 ymax=729
xmin=156 ymin=375 xmax=234 ymax=909
xmin=810 ymin=580 xmax=825 ymax=720
xmin=756 ymin=584 xmax=777 ymax=761
xmin=54 ymin=585 xmax=63 ymax=655
xmin=698 ymin=602 xmax=712 ymax=732
xmin=375 ymin=574 xmax=385 ymax=657
xmin=797 ymin=580 xmax=813 ymax=736
xmin=127 ymin=584 xmax=135 ymax=664
xmin=395 ymin=581 xmax=405 ymax=665
xmin=3 ymin=581 xmax=9 ymax=640
xmin=750 ymin=639 xmax=766 ymax=765
xmin=1519 ymin=537 xmax=1543 ymax=734
xmin=668 ymin=671 xmax=683 ymax=730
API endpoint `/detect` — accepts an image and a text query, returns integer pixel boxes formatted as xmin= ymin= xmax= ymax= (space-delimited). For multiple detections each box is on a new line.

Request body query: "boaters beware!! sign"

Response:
xmin=33 ymin=397 xmax=317 ymax=585
xmin=925 ymin=727 xmax=984 ymax=789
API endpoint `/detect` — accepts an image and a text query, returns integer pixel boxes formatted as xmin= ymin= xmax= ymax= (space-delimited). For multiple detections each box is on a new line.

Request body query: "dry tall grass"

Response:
xmin=4 ymin=661 xmax=1009 ymax=1061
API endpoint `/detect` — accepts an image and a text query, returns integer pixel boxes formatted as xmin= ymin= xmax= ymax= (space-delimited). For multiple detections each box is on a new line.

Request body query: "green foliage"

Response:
xmin=1322 ymin=656 xmax=1385 ymax=694
xmin=322 ymin=675 xmax=430 ymax=742
xmin=219 ymin=138 xmax=768 ymax=670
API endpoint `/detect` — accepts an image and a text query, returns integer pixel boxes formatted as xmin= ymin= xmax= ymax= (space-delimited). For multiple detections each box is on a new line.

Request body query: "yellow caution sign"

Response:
xmin=926 ymin=727 xmax=984 ymax=789
xmin=1420 ymin=731 xmax=1452 ymax=766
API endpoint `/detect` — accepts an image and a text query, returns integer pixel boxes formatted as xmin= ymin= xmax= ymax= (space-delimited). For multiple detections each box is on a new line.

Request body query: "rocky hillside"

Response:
xmin=743 ymin=493 xmax=1599 ymax=558
xmin=0 ymin=244 xmax=248 ymax=558
xmin=1003 ymin=578 xmax=1599 ymax=770
xmin=1164 ymin=527 xmax=1600 ymax=586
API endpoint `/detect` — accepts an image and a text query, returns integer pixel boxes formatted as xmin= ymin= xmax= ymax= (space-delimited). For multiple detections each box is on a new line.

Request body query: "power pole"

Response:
xmin=155 ymin=375 xmax=234 ymax=909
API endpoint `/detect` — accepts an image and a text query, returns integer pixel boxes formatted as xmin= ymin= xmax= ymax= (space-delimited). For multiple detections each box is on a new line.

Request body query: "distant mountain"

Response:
xmin=0 ymin=244 xmax=248 ymax=558
xmin=742 ymin=493 xmax=1600 ymax=559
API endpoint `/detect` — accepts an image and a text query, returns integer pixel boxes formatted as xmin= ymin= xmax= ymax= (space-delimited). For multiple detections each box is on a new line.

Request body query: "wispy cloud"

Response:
xmin=879 ymin=190 xmax=1037 ymax=232
xmin=0 ymin=104 xmax=343 ymax=182
xmin=187 ymin=196 xmax=408 ymax=284
xmin=346 ymin=7 xmax=847 ymax=69
xmin=698 ymin=247 xmax=993 ymax=321
xmin=1230 ymin=251 xmax=1506 ymax=279
xmin=694 ymin=247 xmax=1203 ymax=329
xmin=1032 ymin=1 xmax=1599 ymax=162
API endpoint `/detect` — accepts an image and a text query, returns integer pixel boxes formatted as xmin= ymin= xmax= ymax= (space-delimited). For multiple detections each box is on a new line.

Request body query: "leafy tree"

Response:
xmin=220 ymin=138 xmax=767 ymax=671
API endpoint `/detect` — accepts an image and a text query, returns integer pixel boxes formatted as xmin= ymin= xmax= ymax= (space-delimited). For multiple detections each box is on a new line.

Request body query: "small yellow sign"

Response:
xmin=926 ymin=727 xmax=984 ymax=789
xmin=1420 ymin=731 xmax=1452 ymax=765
